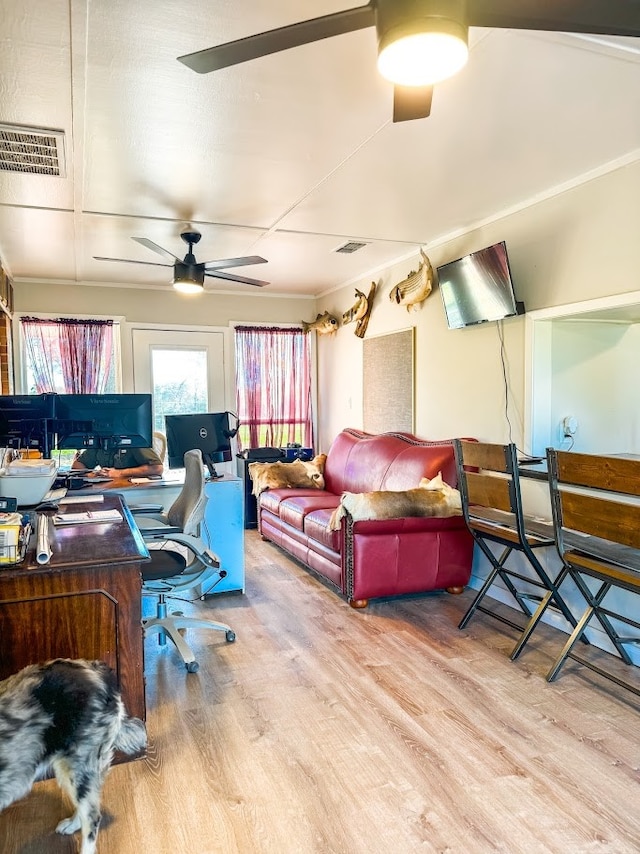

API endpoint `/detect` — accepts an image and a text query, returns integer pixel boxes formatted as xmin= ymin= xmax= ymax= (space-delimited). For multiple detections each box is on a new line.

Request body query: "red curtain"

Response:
xmin=21 ymin=317 xmax=114 ymax=393
xmin=234 ymin=326 xmax=314 ymax=450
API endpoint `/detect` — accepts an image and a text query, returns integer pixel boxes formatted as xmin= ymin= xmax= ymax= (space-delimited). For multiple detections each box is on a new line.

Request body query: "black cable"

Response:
xmin=497 ymin=320 xmax=514 ymax=443
xmin=497 ymin=320 xmax=537 ymax=460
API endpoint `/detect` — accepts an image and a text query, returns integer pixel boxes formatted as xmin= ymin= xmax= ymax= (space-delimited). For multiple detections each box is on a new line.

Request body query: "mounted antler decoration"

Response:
xmin=389 ymin=249 xmax=434 ymax=312
xmin=343 ymin=282 xmax=376 ymax=338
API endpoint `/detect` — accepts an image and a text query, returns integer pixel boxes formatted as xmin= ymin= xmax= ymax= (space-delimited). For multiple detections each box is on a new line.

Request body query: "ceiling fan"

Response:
xmin=177 ymin=0 xmax=640 ymax=122
xmin=94 ymin=227 xmax=269 ymax=294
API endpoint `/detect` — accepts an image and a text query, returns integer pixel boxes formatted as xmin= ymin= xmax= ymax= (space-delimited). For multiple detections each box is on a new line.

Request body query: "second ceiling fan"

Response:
xmin=178 ymin=0 xmax=640 ymax=122
xmin=95 ymin=227 xmax=269 ymax=293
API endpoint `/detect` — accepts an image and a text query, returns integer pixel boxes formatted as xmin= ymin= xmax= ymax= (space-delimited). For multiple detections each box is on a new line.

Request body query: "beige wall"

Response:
xmin=14 ymin=281 xmax=316 ymax=398
xmin=15 ymin=280 xmax=314 ymax=326
xmin=315 ymin=158 xmax=640 ymax=454
xmin=13 ymin=157 xmax=640 ymax=456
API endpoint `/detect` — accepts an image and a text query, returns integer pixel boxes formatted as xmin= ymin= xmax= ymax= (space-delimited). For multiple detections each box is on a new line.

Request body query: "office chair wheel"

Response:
xmin=185 ymin=661 xmax=199 ymax=673
xmin=226 ymin=630 xmax=236 ymax=643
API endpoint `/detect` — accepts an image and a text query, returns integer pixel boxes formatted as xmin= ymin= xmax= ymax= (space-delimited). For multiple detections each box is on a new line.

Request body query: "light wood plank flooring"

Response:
xmin=2 ymin=531 xmax=640 ymax=853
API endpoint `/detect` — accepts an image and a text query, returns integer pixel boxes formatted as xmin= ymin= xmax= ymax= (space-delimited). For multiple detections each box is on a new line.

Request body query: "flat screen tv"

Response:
xmin=437 ymin=241 xmax=524 ymax=329
xmin=165 ymin=412 xmax=233 ymax=479
xmin=53 ymin=393 xmax=153 ymax=450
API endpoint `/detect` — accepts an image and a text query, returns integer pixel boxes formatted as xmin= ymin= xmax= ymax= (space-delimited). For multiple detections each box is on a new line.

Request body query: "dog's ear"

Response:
xmin=420 ymin=471 xmax=445 ymax=490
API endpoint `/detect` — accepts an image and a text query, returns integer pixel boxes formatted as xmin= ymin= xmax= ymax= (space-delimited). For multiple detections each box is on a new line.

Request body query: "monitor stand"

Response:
xmin=203 ymin=453 xmax=224 ymax=480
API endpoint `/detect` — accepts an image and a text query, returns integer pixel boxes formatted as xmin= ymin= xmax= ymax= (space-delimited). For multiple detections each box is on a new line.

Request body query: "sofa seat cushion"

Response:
xmin=278 ymin=494 xmax=341 ymax=531
xmin=259 ymin=488 xmax=330 ymax=516
xmin=304 ymin=508 xmax=342 ymax=552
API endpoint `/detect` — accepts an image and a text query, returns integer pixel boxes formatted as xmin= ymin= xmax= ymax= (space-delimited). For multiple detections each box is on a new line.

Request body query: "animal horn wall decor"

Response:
xmin=301 ymin=311 xmax=339 ymax=335
xmin=389 ymin=248 xmax=434 ymax=312
xmin=342 ymin=281 xmax=376 ymax=338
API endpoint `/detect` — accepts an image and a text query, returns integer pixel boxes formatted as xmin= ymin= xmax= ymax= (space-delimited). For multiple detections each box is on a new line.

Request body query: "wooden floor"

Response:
xmin=3 ymin=531 xmax=640 ymax=853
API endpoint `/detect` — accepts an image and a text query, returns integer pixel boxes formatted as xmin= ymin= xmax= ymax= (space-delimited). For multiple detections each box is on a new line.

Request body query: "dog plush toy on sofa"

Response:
xmin=254 ymin=428 xmax=474 ymax=608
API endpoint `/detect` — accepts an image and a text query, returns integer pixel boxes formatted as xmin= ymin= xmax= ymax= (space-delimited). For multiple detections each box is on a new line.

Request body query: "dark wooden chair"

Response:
xmin=545 ymin=449 xmax=640 ymax=695
xmin=454 ymin=440 xmax=579 ymax=660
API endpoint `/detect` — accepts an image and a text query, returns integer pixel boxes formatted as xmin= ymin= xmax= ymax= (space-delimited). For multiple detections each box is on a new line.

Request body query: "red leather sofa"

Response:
xmin=257 ymin=428 xmax=474 ymax=608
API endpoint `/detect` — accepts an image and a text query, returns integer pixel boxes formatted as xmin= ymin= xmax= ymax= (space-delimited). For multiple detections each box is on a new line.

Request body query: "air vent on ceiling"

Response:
xmin=334 ymin=241 xmax=368 ymax=254
xmin=0 ymin=123 xmax=66 ymax=177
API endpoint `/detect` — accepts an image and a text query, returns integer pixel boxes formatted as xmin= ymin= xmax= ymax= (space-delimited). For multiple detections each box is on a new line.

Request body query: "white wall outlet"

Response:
xmin=561 ymin=415 xmax=578 ymax=437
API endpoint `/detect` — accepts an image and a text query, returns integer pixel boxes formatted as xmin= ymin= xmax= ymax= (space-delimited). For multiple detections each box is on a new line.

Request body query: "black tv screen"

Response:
xmin=165 ymin=412 xmax=232 ymax=478
xmin=437 ymin=241 xmax=523 ymax=329
xmin=53 ymin=394 xmax=153 ymax=450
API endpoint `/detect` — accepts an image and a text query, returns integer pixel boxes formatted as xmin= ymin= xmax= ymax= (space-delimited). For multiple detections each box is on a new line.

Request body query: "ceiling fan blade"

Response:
xmin=202 ymin=255 xmax=268 ymax=271
xmin=467 ymin=0 xmax=640 ymax=37
xmin=204 ymin=270 xmax=269 ymax=287
xmin=93 ymin=256 xmax=172 ymax=268
xmin=178 ymin=4 xmax=375 ymax=73
xmin=393 ymin=85 xmax=433 ymax=122
xmin=132 ymin=237 xmax=181 ymax=263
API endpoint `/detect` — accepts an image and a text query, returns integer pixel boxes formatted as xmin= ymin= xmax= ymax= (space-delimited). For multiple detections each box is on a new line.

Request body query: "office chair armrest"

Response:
xmin=141 ymin=524 xmax=183 ymax=538
xmin=129 ymin=503 xmax=165 ymax=514
xmin=150 ymin=531 xmax=221 ymax=568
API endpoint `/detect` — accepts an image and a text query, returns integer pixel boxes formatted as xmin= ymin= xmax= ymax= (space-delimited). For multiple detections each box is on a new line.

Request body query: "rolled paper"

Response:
xmin=36 ymin=514 xmax=52 ymax=565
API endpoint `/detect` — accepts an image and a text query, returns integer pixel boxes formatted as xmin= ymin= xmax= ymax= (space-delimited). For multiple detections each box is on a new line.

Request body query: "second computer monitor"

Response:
xmin=165 ymin=412 xmax=232 ymax=478
xmin=54 ymin=394 xmax=153 ymax=450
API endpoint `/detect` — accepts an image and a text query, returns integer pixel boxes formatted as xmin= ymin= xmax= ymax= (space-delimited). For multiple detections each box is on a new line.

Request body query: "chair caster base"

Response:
xmin=185 ymin=661 xmax=199 ymax=673
xmin=226 ymin=630 xmax=236 ymax=642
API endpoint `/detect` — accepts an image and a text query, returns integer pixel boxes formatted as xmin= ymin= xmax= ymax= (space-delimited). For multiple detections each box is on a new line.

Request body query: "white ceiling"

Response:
xmin=1 ymin=1 xmax=640 ymax=298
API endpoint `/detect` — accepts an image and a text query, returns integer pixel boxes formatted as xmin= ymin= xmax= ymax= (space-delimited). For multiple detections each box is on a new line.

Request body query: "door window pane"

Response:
xmin=151 ymin=348 xmax=208 ymax=432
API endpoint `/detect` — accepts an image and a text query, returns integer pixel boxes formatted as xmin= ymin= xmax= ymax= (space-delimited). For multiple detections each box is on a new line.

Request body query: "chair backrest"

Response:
xmin=166 ymin=448 xmax=206 ymax=535
xmin=546 ymin=450 xmax=640 ymax=555
xmin=454 ymin=439 xmax=525 ymax=535
xmin=152 ymin=430 xmax=167 ymax=463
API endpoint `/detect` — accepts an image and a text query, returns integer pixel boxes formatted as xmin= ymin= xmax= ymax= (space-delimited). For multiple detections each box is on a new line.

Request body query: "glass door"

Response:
xmin=132 ymin=329 xmax=226 ymax=433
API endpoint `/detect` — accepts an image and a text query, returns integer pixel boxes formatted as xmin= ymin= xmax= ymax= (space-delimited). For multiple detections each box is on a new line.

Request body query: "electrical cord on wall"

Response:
xmin=497 ymin=320 xmax=539 ymax=460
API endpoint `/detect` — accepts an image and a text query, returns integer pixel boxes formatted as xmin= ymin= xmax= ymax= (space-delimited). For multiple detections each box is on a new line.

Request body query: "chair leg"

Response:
xmin=458 ymin=545 xmax=513 ymax=629
xmin=144 ymin=619 xmax=200 ymax=670
xmin=143 ymin=598 xmax=236 ymax=672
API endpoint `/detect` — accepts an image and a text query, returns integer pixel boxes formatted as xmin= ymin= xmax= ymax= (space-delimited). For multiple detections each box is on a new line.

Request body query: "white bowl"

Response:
xmin=0 ymin=471 xmax=58 ymax=507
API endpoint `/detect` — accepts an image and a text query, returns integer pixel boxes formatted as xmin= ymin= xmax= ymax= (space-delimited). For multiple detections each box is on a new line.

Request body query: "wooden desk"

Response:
xmin=0 ymin=494 xmax=149 ymax=721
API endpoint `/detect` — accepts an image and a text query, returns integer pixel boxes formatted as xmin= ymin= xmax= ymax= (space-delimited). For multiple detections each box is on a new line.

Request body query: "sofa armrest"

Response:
xmin=343 ymin=514 xmax=473 ymax=604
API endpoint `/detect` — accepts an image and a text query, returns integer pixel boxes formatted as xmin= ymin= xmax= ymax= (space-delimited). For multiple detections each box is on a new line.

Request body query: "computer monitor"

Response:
xmin=53 ymin=393 xmax=153 ymax=450
xmin=165 ymin=412 xmax=233 ymax=479
xmin=0 ymin=393 xmax=56 ymax=457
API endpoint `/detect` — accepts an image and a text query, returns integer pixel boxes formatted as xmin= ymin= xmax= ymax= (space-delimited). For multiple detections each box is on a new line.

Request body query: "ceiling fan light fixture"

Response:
xmin=173 ymin=262 xmax=205 ymax=294
xmin=377 ymin=18 xmax=468 ymax=87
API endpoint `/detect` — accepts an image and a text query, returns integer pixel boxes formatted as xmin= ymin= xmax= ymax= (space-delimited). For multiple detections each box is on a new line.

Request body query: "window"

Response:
xmin=234 ymin=326 xmax=314 ymax=451
xmin=20 ymin=316 xmax=119 ymax=394
xmin=150 ymin=347 xmax=208 ymax=432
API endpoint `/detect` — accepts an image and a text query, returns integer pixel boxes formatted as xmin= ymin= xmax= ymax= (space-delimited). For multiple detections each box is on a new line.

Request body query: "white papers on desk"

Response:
xmin=59 ymin=494 xmax=104 ymax=505
xmin=53 ymin=509 xmax=123 ymax=526
xmin=36 ymin=515 xmax=52 ymax=564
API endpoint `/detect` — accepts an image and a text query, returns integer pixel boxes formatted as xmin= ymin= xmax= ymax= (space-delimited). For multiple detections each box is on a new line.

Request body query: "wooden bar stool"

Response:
xmin=454 ymin=440 xmax=580 ymax=660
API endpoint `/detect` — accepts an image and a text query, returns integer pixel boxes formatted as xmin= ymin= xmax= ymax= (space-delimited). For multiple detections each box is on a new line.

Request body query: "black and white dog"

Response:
xmin=0 ymin=658 xmax=147 ymax=854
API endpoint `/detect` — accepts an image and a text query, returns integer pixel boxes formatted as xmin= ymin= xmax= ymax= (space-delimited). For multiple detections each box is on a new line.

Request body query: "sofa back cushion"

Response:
xmin=323 ymin=429 xmax=460 ymax=495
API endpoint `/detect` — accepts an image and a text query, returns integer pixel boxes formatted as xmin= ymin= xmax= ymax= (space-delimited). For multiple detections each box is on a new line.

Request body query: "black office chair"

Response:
xmin=454 ymin=439 xmax=580 ymax=660
xmin=142 ymin=530 xmax=236 ymax=672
